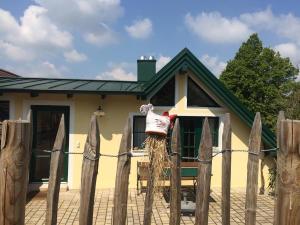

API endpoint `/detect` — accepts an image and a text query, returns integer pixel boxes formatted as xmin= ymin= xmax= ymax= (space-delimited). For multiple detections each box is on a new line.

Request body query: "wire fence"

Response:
xmin=43 ymin=147 xmax=278 ymax=161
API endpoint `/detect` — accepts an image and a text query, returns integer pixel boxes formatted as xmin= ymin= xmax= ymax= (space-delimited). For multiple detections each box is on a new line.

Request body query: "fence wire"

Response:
xmin=43 ymin=147 xmax=278 ymax=162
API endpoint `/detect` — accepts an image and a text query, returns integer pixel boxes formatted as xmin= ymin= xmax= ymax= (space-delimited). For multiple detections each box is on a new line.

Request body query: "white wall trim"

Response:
xmin=21 ymin=99 xmax=75 ymax=188
xmin=217 ymin=114 xmax=225 ymax=152
xmin=129 ymin=112 xmax=144 ymax=150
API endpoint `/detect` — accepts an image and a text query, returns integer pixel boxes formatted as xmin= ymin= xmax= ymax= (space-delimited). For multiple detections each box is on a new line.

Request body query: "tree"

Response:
xmin=286 ymin=82 xmax=300 ymax=120
xmin=220 ymin=33 xmax=299 ymax=129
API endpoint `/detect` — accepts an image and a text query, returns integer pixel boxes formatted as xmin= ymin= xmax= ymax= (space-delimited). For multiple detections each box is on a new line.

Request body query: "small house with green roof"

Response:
xmin=0 ymin=48 xmax=275 ymax=190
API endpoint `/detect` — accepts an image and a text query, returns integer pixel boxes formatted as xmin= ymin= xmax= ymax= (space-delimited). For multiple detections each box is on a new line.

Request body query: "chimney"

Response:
xmin=137 ymin=56 xmax=156 ymax=82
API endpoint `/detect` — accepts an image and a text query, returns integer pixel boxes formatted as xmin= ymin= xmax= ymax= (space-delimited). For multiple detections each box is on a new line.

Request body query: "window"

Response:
xmin=180 ymin=117 xmax=219 ymax=162
xmin=187 ymin=77 xmax=220 ymax=107
xmin=0 ymin=101 xmax=9 ymax=122
xmin=150 ymin=77 xmax=175 ymax=106
xmin=133 ymin=116 xmax=146 ymax=149
xmin=132 ymin=115 xmax=219 ymax=161
xmin=133 ymin=115 xmax=172 ymax=151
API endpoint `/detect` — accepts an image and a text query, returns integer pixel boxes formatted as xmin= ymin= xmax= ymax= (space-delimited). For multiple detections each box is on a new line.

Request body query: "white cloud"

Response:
xmin=35 ymin=0 xmax=123 ymax=46
xmin=274 ymin=42 xmax=300 ymax=79
xmin=156 ymin=55 xmax=171 ymax=72
xmin=185 ymin=8 xmax=300 ymax=46
xmin=0 ymin=6 xmax=73 ymax=62
xmin=200 ymin=54 xmax=227 ymax=76
xmin=37 ymin=61 xmax=64 ymax=78
xmin=6 ymin=61 xmax=64 ymax=78
xmin=185 ymin=12 xmax=252 ymax=43
xmin=64 ymin=49 xmax=87 ymax=62
xmin=18 ymin=6 xmax=73 ymax=48
xmin=0 ymin=40 xmax=35 ymax=61
xmin=84 ymin=24 xmax=118 ymax=46
xmin=125 ymin=18 xmax=153 ymax=39
xmin=274 ymin=43 xmax=300 ymax=65
xmin=0 ymin=0 xmax=125 ymax=78
xmin=241 ymin=8 xmax=300 ymax=45
xmin=1 ymin=6 xmax=73 ymax=48
xmin=35 ymin=0 xmax=123 ymax=29
xmin=0 ymin=8 xmax=19 ymax=36
xmin=96 ymin=64 xmax=136 ymax=81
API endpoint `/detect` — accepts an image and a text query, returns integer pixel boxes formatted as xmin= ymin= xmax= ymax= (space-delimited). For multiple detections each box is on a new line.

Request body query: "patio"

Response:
xmin=25 ymin=188 xmax=275 ymax=225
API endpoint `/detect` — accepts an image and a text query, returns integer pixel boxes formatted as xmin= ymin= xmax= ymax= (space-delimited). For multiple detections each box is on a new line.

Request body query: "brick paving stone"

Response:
xmin=25 ymin=188 xmax=275 ymax=225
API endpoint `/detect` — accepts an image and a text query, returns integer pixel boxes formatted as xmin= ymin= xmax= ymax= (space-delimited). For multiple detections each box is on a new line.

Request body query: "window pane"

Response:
xmin=150 ymin=77 xmax=175 ymax=106
xmin=0 ymin=101 xmax=9 ymax=122
xmin=133 ymin=116 xmax=146 ymax=132
xmin=187 ymin=77 xmax=220 ymax=107
xmin=180 ymin=117 xmax=219 ymax=162
xmin=133 ymin=116 xmax=146 ymax=148
xmin=208 ymin=117 xmax=219 ymax=147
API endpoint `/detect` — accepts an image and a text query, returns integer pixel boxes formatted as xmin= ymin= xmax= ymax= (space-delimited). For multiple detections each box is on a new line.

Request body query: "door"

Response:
xmin=30 ymin=105 xmax=69 ymax=183
xmin=179 ymin=117 xmax=203 ymax=162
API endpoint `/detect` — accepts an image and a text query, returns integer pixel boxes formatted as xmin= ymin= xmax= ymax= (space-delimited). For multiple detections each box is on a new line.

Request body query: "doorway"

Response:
xmin=30 ymin=105 xmax=69 ymax=183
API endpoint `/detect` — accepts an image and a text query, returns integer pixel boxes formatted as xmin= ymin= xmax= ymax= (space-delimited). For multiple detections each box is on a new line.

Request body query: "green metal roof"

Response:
xmin=0 ymin=77 xmax=144 ymax=94
xmin=0 ymin=48 xmax=276 ymax=147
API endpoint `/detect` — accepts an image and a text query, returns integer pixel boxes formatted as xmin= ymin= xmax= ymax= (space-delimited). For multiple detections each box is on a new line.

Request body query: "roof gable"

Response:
xmin=143 ymin=48 xmax=276 ymax=147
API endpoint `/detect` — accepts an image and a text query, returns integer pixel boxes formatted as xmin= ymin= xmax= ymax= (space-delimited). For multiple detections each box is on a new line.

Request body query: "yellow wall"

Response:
xmin=0 ymin=73 xmax=272 ymax=191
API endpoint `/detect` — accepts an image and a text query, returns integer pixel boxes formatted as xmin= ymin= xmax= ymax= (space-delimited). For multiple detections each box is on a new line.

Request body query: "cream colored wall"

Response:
xmin=0 ymin=73 xmax=272 ymax=190
xmin=0 ymin=92 xmax=147 ymax=189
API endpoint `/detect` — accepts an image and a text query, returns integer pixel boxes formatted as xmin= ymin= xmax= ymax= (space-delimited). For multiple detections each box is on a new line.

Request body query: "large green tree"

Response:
xmin=220 ymin=33 xmax=299 ymax=129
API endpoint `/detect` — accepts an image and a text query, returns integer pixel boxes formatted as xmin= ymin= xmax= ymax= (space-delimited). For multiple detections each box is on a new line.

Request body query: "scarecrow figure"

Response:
xmin=140 ymin=104 xmax=176 ymax=193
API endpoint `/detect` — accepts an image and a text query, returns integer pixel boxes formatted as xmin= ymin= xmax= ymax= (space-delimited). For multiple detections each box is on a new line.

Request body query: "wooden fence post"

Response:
xmin=276 ymin=119 xmax=300 ymax=225
xmin=79 ymin=115 xmax=100 ymax=225
xmin=112 ymin=117 xmax=132 ymax=225
xmin=46 ymin=115 xmax=65 ymax=225
xmin=221 ymin=113 xmax=232 ymax=225
xmin=245 ymin=112 xmax=262 ymax=225
xmin=0 ymin=119 xmax=32 ymax=225
xmin=274 ymin=111 xmax=285 ymax=225
xmin=169 ymin=119 xmax=181 ymax=225
xmin=143 ymin=156 xmax=155 ymax=225
xmin=195 ymin=118 xmax=213 ymax=225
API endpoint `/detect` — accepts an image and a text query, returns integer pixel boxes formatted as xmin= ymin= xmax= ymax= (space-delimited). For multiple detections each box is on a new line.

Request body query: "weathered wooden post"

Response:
xmin=195 ymin=118 xmax=213 ymax=225
xmin=221 ymin=113 xmax=232 ymax=225
xmin=112 ymin=117 xmax=132 ymax=225
xmin=79 ymin=115 xmax=100 ymax=225
xmin=169 ymin=119 xmax=181 ymax=225
xmin=245 ymin=112 xmax=262 ymax=225
xmin=276 ymin=119 xmax=300 ymax=225
xmin=273 ymin=111 xmax=285 ymax=225
xmin=143 ymin=157 xmax=155 ymax=225
xmin=46 ymin=115 xmax=65 ymax=225
xmin=0 ymin=119 xmax=32 ymax=225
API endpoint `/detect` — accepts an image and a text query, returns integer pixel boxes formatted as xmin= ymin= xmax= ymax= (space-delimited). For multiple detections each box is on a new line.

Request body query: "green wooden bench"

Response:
xmin=136 ymin=161 xmax=198 ymax=193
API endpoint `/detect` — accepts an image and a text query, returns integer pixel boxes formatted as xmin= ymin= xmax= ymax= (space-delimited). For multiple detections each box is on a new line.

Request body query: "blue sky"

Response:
xmin=0 ymin=0 xmax=300 ymax=80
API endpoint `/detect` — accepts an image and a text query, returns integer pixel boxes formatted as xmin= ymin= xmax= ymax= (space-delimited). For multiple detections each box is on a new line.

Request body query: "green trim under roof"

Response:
xmin=0 ymin=48 xmax=276 ymax=147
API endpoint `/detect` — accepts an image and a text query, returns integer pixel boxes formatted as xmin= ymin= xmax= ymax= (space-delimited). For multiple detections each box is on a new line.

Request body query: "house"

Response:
xmin=0 ymin=48 xmax=275 ymax=190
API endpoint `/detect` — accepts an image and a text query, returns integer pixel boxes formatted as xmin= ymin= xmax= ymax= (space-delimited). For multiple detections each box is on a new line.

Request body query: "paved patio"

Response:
xmin=25 ymin=188 xmax=275 ymax=225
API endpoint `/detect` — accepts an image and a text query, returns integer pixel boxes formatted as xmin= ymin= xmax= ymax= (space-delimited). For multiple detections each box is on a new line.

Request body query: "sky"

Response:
xmin=0 ymin=0 xmax=300 ymax=80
